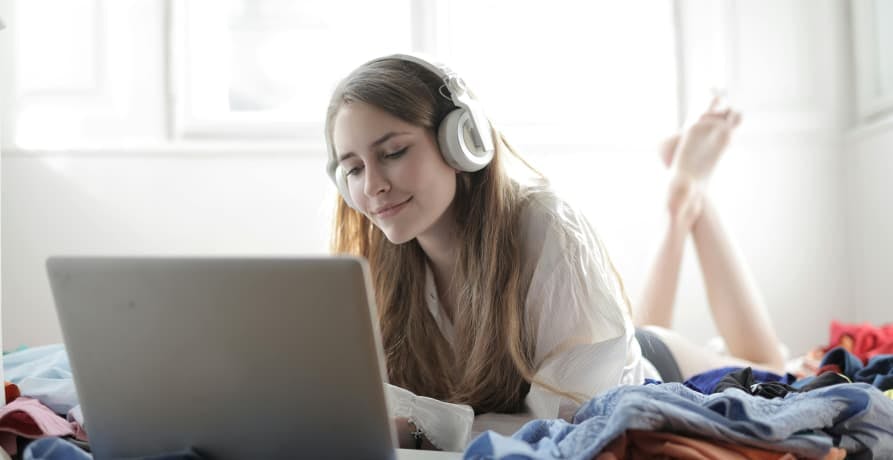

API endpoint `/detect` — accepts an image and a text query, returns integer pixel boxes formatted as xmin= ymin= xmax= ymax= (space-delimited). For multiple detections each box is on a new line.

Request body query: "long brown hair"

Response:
xmin=325 ymin=57 xmax=577 ymax=413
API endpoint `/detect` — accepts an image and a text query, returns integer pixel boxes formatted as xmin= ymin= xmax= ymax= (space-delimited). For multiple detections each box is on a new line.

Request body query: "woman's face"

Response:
xmin=332 ymin=101 xmax=458 ymax=244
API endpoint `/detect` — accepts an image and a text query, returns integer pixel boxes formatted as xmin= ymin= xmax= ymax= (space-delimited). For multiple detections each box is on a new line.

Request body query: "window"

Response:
xmin=443 ymin=1 xmax=679 ymax=149
xmin=6 ymin=0 xmax=167 ymax=150
xmin=4 ymin=0 xmax=679 ymax=151
xmin=172 ymin=0 xmax=413 ymax=139
xmin=851 ymin=0 xmax=893 ymax=122
xmin=173 ymin=0 xmax=679 ymax=148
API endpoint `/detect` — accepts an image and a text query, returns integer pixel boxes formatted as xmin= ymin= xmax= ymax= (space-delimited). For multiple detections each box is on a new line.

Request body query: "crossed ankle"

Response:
xmin=666 ymin=177 xmax=704 ymax=228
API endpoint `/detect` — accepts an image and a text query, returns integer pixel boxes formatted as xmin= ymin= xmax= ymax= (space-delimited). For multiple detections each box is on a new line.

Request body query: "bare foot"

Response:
xmin=661 ymin=97 xmax=742 ymax=227
xmin=658 ymin=134 xmax=680 ymax=168
xmin=670 ymin=97 xmax=741 ymax=182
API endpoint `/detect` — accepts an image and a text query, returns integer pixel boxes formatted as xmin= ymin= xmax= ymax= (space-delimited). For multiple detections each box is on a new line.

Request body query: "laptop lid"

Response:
xmin=46 ymin=256 xmax=396 ymax=460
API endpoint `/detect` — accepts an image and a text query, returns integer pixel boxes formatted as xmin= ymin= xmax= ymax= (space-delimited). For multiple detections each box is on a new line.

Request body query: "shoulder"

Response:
xmin=519 ymin=185 xmax=601 ymax=259
xmin=518 ymin=185 xmax=628 ymax=332
xmin=518 ymin=189 xmax=636 ymax=387
xmin=520 ymin=185 xmax=577 ymax=227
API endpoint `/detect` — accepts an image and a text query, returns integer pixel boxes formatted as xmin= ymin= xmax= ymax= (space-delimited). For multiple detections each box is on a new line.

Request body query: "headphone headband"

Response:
xmin=379 ymin=54 xmax=494 ymax=154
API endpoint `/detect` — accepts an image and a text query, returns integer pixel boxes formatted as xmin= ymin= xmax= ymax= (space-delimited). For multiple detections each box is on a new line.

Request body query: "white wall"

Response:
xmin=2 ymin=0 xmax=881 ymax=357
xmin=844 ymin=120 xmax=893 ymax=326
xmin=1 ymin=152 xmax=336 ymax=347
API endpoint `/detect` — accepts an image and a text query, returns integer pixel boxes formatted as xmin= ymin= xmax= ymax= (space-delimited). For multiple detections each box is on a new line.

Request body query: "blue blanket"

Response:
xmin=464 ymin=382 xmax=893 ymax=459
xmin=4 ymin=344 xmax=79 ymax=415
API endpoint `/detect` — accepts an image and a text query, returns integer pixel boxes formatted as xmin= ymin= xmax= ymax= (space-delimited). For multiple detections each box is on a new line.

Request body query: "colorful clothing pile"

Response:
xmin=596 ymin=430 xmax=846 ymax=460
xmin=464 ymin=381 xmax=893 ymax=459
xmin=2 ymin=346 xmax=86 ymax=457
xmin=0 ymin=398 xmax=77 ymax=456
xmin=465 ymin=345 xmax=893 ymax=459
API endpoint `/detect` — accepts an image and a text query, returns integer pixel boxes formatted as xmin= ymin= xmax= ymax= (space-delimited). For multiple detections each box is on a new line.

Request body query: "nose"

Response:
xmin=363 ymin=162 xmax=390 ymax=198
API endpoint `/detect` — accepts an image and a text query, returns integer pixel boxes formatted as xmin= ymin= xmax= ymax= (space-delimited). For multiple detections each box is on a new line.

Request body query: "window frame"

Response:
xmin=851 ymin=0 xmax=893 ymax=124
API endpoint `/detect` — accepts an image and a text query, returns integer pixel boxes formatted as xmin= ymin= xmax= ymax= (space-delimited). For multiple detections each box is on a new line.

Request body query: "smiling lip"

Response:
xmin=373 ymin=197 xmax=412 ymax=218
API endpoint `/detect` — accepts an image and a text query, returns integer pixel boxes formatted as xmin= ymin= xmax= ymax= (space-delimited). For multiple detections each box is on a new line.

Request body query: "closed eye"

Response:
xmin=344 ymin=147 xmax=407 ymax=177
xmin=345 ymin=165 xmax=362 ymax=177
xmin=385 ymin=147 xmax=408 ymax=159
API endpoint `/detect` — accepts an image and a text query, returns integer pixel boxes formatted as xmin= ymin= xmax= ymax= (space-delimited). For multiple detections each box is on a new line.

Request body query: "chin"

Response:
xmin=380 ymin=227 xmax=416 ymax=245
xmin=383 ymin=232 xmax=415 ymax=245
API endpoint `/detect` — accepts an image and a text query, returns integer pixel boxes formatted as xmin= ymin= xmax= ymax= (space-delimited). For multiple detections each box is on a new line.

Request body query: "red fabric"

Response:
xmin=826 ymin=320 xmax=893 ymax=363
xmin=4 ymin=382 xmax=20 ymax=404
xmin=825 ymin=321 xmax=893 ymax=363
xmin=816 ymin=364 xmax=842 ymax=376
xmin=0 ymin=397 xmax=74 ymax=455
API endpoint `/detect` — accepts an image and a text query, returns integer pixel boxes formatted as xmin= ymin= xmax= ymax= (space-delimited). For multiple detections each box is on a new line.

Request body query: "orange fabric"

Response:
xmin=3 ymin=383 xmax=20 ymax=404
xmin=595 ymin=430 xmax=846 ymax=460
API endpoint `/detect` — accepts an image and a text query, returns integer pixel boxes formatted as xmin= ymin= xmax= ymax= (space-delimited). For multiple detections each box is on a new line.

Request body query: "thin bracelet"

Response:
xmin=408 ymin=420 xmax=424 ymax=449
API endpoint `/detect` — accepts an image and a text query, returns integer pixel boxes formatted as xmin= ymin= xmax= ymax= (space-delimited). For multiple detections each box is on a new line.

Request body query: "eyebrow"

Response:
xmin=337 ymin=131 xmax=410 ymax=162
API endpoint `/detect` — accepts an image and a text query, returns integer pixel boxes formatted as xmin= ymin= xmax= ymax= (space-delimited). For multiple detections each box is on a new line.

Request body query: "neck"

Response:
xmin=416 ymin=206 xmax=460 ymax=317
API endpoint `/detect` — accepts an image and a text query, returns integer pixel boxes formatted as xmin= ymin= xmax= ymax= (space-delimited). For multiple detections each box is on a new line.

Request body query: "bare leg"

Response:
xmin=689 ymin=196 xmax=785 ymax=371
xmin=640 ymin=325 xmax=782 ymax=378
xmin=636 ymin=99 xmax=785 ymax=376
xmin=635 ymin=131 xmax=705 ymax=328
xmin=634 ymin=168 xmax=701 ymax=328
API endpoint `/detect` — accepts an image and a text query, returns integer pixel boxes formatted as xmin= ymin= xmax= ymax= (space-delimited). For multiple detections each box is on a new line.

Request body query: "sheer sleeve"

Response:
xmin=385 ymin=383 xmax=475 ymax=452
xmin=521 ymin=195 xmax=642 ymax=420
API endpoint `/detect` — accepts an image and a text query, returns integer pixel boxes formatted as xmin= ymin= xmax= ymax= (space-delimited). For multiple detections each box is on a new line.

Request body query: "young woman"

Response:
xmin=324 ymin=54 xmax=785 ymax=451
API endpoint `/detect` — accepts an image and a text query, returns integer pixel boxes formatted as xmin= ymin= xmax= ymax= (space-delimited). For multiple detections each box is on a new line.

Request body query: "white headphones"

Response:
xmin=326 ymin=53 xmax=496 ymax=210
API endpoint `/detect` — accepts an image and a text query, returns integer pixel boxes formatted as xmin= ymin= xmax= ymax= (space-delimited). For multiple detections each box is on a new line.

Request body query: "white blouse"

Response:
xmin=386 ymin=187 xmax=658 ymax=452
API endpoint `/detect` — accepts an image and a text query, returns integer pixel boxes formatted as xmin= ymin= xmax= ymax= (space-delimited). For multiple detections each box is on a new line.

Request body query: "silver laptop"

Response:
xmin=46 ymin=256 xmax=396 ymax=460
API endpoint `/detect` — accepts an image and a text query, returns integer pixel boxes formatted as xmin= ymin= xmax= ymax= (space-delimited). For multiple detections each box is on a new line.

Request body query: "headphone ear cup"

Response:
xmin=438 ymin=109 xmax=494 ymax=172
xmin=437 ymin=109 xmax=465 ymax=170
xmin=334 ymin=167 xmax=358 ymax=210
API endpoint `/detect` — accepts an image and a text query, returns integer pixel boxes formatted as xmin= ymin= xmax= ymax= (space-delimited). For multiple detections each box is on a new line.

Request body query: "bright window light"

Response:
xmin=8 ymin=0 xmax=679 ymax=149
xmin=16 ymin=0 xmax=98 ymax=92
xmin=445 ymin=0 xmax=679 ymax=147
xmin=175 ymin=0 xmax=413 ymax=135
xmin=175 ymin=0 xmax=678 ymax=145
